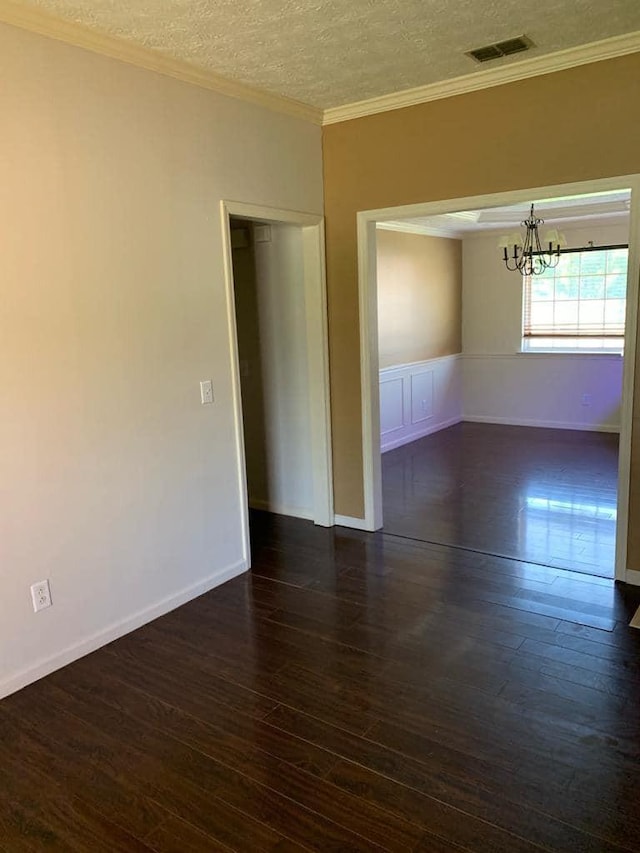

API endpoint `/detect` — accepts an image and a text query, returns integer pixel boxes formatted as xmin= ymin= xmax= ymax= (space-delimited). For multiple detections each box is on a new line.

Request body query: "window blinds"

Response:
xmin=523 ymin=248 xmax=628 ymax=338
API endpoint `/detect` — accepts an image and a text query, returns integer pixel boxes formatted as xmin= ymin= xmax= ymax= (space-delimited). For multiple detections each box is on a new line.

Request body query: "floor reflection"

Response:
xmin=520 ymin=491 xmax=616 ymax=575
xmin=382 ymin=423 xmax=618 ymax=577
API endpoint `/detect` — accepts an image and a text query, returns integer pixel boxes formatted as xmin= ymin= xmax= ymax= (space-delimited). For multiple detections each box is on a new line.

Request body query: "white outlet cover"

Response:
xmin=200 ymin=380 xmax=214 ymax=405
xmin=30 ymin=579 xmax=52 ymax=613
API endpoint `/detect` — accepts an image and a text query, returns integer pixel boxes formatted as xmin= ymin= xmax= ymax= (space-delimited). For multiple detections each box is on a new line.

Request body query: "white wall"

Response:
xmin=380 ymin=356 xmax=462 ymax=452
xmin=462 ymin=220 xmax=628 ymax=430
xmin=235 ymin=224 xmax=314 ymax=518
xmin=464 ymin=354 xmax=623 ymax=430
xmin=0 ymin=22 xmax=322 ymax=698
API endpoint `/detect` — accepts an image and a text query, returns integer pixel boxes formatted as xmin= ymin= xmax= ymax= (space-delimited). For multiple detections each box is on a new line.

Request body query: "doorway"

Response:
xmin=221 ymin=202 xmax=333 ymax=567
xmin=356 ymin=177 xmax=640 ymax=582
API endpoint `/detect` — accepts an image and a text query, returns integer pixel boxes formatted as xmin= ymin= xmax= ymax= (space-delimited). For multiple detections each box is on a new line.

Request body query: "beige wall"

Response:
xmin=376 ymin=229 xmax=462 ymax=369
xmin=0 ymin=21 xmax=322 ymax=697
xmin=322 ymin=53 xmax=640 ymax=543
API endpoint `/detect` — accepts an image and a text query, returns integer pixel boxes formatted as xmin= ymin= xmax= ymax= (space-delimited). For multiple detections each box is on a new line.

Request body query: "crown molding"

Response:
xmin=475 ymin=201 xmax=629 ymax=224
xmin=323 ymin=29 xmax=640 ymax=125
xmin=3 ymin=0 xmax=639 ymax=131
xmin=379 ymin=210 xmax=629 ymax=241
xmin=461 ymin=212 xmax=630 ymax=239
xmin=0 ymin=0 xmax=323 ymax=125
xmin=377 ymin=221 xmax=462 ymax=239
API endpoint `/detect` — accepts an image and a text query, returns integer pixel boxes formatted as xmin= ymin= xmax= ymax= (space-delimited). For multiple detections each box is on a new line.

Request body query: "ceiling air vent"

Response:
xmin=467 ymin=35 xmax=534 ymax=63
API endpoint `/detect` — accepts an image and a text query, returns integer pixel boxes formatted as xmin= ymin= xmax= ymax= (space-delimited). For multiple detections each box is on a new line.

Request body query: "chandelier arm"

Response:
xmin=500 ymin=203 xmax=597 ymax=275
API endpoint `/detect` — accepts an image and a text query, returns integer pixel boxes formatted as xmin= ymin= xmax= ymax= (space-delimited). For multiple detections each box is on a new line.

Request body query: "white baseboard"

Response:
xmin=381 ymin=415 xmax=463 ymax=453
xmin=462 ymin=414 xmax=620 ymax=433
xmin=249 ymin=498 xmax=313 ymax=521
xmin=0 ymin=558 xmax=248 ymax=701
xmin=625 ymin=569 xmax=640 ymax=588
xmin=334 ymin=514 xmax=373 ymax=531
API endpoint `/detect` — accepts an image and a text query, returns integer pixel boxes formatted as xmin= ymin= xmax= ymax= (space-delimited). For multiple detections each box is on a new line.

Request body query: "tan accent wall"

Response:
xmin=376 ymin=230 xmax=462 ymax=369
xmin=322 ymin=54 xmax=640 ymax=542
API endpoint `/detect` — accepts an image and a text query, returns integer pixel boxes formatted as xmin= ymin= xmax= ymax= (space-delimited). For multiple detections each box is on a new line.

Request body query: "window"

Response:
xmin=522 ymin=247 xmax=628 ymax=353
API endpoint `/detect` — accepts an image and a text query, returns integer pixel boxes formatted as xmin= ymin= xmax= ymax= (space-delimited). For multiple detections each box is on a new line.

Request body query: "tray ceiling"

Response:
xmin=381 ymin=190 xmax=632 ymax=238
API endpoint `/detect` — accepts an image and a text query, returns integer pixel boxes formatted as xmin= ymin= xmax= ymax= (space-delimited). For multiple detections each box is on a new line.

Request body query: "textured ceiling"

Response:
xmin=15 ymin=0 xmax=640 ymax=108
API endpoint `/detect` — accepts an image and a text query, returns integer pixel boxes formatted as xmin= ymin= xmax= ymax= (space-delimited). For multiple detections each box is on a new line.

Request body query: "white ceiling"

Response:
xmin=14 ymin=0 xmax=640 ymax=109
xmin=381 ymin=190 xmax=632 ymax=238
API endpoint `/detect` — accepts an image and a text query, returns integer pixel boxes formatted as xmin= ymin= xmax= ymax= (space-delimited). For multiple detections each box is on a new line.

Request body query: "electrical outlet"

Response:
xmin=30 ymin=580 xmax=52 ymax=613
xmin=582 ymin=393 xmax=592 ymax=407
xmin=200 ymin=380 xmax=214 ymax=405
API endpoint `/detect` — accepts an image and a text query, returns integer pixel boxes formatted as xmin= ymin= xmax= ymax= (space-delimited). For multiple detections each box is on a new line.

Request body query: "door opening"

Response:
xmin=221 ymin=202 xmax=333 ymax=567
xmin=356 ymin=176 xmax=640 ymax=583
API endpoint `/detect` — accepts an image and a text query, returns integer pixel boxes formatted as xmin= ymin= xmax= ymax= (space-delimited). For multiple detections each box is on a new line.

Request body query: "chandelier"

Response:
xmin=499 ymin=204 xmax=566 ymax=276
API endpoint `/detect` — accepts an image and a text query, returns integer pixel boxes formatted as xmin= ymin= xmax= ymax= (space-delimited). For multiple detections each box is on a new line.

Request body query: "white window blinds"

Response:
xmin=523 ymin=248 xmax=628 ymax=339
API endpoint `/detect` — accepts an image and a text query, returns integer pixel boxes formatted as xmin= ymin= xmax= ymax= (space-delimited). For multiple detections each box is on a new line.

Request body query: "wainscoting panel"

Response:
xmin=411 ymin=370 xmax=434 ymax=424
xmin=380 ymin=354 xmax=462 ymax=452
xmin=380 ymin=376 xmax=405 ymax=435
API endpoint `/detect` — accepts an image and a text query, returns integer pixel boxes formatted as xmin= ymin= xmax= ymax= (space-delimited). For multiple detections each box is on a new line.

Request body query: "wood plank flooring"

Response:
xmin=382 ymin=423 xmax=619 ymax=578
xmin=2 ymin=511 xmax=640 ymax=851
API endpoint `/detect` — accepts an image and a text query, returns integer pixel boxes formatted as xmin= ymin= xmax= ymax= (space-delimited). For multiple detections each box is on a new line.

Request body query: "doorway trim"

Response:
xmin=220 ymin=201 xmax=334 ymax=562
xmin=356 ymin=175 xmax=640 ymax=583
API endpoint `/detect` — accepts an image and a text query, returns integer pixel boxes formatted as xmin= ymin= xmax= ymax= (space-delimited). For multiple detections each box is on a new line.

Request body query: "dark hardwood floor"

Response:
xmin=2 ymin=512 xmax=640 ymax=851
xmin=382 ymin=422 xmax=619 ymax=577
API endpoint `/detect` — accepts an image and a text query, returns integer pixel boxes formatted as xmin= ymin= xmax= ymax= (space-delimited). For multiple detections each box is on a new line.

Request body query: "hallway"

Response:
xmin=382 ymin=423 xmax=619 ymax=577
